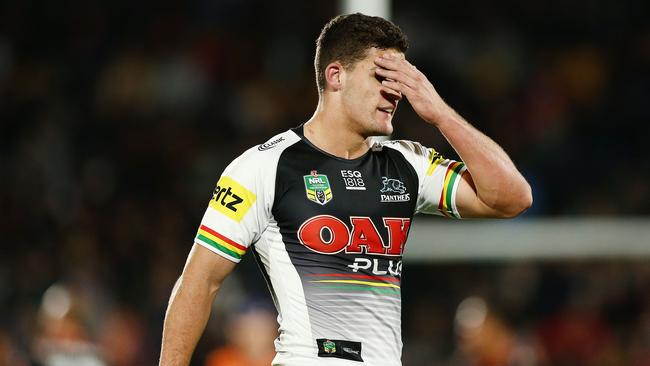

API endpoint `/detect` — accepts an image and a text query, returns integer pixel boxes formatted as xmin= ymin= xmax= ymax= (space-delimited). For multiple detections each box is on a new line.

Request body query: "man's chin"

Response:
xmin=373 ymin=119 xmax=394 ymax=136
xmin=357 ymin=118 xmax=394 ymax=138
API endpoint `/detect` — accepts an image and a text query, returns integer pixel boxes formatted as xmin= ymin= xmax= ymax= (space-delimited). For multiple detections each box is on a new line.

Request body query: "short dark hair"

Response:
xmin=314 ymin=13 xmax=409 ymax=93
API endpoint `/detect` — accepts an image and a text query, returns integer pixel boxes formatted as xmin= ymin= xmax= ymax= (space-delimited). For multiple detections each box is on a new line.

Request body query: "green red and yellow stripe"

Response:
xmin=311 ymin=279 xmax=400 ymax=289
xmin=196 ymin=225 xmax=247 ymax=261
xmin=438 ymin=161 xmax=465 ymax=218
xmin=306 ymin=273 xmax=401 ymax=294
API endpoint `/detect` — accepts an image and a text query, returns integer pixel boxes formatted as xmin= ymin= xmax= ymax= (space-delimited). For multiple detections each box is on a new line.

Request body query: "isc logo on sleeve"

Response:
xmin=209 ymin=176 xmax=256 ymax=222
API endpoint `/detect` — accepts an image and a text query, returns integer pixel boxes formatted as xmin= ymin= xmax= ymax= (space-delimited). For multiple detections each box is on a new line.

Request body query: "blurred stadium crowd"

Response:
xmin=0 ymin=0 xmax=648 ymax=365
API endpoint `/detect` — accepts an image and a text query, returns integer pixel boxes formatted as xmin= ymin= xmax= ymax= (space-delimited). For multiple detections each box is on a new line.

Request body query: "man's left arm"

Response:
xmin=375 ymin=53 xmax=532 ymax=218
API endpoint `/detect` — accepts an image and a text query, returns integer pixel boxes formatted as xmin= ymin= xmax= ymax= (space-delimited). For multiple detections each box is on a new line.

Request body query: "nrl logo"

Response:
xmin=303 ymin=170 xmax=333 ymax=205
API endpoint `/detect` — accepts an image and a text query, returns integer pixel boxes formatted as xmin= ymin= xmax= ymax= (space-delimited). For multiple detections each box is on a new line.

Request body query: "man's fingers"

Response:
xmin=380 ymin=78 xmax=402 ymax=95
xmin=375 ymin=68 xmax=415 ymax=88
xmin=381 ymin=79 xmax=401 ymax=93
xmin=374 ymin=56 xmax=400 ymax=71
xmin=375 ymin=56 xmax=419 ymax=79
xmin=382 ymin=79 xmax=414 ymax=98
xmin=375 ymin=67 xmax=398 ymax=79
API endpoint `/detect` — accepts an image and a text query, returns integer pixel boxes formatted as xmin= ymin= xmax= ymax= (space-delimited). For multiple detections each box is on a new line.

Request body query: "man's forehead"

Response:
xmin=368 ymin=47 xmax=404 ymax=59
xmin=342 ymin=47 xmax=404 ymax=71
xmin=361 ymin=48 xmax=403 ymax=71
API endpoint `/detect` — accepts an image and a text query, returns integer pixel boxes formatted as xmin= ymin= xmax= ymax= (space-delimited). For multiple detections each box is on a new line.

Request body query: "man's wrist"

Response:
xmin=424 ymin=103 xmax=457 ymax=129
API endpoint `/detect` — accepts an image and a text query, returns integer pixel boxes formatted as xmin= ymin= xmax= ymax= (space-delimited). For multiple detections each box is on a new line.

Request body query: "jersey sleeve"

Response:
xmin=385 ymin=140 xmax=467 ymax=219
xmin=194 ymin=147 xmax=273 ymax=263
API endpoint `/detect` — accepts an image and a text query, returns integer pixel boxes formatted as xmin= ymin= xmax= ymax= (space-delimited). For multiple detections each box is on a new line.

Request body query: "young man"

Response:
xmin=159 ymin=13 xmax=532 ymax=366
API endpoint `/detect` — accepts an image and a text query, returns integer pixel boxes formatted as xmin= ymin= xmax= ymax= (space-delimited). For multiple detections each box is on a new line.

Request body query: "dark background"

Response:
xmin=1 ymin=0 xmax=648 ymax=365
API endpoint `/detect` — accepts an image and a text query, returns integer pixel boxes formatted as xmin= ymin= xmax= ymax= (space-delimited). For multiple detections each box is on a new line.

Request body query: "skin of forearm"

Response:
xmin=433 ymin=106 xmax=532 ymax=215
xmin=159 ymin=275 xmax=220 ymax=366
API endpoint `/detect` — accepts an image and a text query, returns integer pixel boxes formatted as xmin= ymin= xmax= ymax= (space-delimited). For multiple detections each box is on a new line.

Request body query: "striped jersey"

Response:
xmin=195 ymin=125 xmax=466 ymax=366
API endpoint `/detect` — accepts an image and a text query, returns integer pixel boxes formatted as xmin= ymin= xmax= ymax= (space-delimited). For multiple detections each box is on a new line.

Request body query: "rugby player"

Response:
xmin=159 ymin=13 xmax=532 ymax=366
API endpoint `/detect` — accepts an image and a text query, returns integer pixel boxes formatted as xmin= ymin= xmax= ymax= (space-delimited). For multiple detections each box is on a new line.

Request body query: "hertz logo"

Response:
xmin=209 ymin=176 xmax=256 ymax=222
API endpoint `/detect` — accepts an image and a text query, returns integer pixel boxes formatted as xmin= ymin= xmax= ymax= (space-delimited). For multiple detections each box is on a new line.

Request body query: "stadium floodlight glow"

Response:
xmin=340 ymin=0 xmax=391 ymax=20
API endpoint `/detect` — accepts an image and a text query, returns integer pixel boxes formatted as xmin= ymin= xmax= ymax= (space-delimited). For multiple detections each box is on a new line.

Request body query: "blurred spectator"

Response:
xmin=204 ymin=304 xmax=277 ymax=366
xmin=537 ymin=292 xmax=618 ymax=365
xmin=628 ymin=302 xmax=650 ymax=366
xmin=97 ymin=308 xmax=147 ymax=366
xmin=0 ymin=330 xmax=29 ymax=366
xmin=451 ymin=296 xmax=545 ymax=366
xmin=32 ymin=284 xmax=106 ymax=366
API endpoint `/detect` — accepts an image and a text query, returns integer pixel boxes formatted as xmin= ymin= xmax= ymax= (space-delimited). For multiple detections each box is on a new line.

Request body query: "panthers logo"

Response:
xmin=380 ymin=177 xmax=406 ymax=194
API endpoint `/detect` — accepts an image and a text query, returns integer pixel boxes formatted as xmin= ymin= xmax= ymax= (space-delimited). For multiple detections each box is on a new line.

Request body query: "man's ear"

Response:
xmin=324 ymin=62 xmax=344 ymax=92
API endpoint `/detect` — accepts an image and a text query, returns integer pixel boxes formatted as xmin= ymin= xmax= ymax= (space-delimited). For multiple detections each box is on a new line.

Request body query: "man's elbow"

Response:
xmin=497 ymin=182 xmax=533 ymax=218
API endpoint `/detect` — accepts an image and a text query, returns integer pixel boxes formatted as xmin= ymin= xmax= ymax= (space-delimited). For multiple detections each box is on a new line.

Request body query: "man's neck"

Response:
xmin=303 ymin=102 xmax=371 ymax=160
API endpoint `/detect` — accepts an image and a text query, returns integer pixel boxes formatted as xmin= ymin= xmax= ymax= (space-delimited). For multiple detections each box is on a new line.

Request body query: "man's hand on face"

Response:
xmin=374 ymin=53 xmax=451 ymax=126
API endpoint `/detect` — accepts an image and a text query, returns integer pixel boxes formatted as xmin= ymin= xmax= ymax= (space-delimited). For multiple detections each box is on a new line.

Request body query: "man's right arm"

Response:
xmin=159 ymin=243 xmax=237 ymax=366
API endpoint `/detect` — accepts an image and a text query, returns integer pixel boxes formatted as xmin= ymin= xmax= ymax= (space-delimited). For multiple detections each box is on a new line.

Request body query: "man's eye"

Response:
xmin=375 ymin=73 xmax=386 ymax=83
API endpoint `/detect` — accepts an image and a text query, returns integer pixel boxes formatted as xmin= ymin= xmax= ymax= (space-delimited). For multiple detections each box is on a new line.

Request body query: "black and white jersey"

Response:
xmin=195 ymin=125 xmax=466 ymax=366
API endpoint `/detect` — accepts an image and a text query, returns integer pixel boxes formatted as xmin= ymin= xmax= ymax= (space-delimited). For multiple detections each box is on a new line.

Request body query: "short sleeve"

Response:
xmin=384 ymin=140 xmax=467 ymax=219
xmin=418 ymin=148 xmax=467 ymax=218
xmin=194 ymin=148 xmax=272 ymax=263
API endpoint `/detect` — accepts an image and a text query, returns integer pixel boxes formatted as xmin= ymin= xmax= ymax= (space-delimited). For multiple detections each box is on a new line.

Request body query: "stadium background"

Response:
xmin=1 ymin=0 xmax=648 ymax=365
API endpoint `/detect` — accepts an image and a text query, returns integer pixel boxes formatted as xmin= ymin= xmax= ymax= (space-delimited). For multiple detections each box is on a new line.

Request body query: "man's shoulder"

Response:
xmin=231 ymin=129 xmax=302 ymax=167
xmin=220 ymin=129 xmax=302 ymax=189
xmin=255 ymin=129 xmax=301 ymax=153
